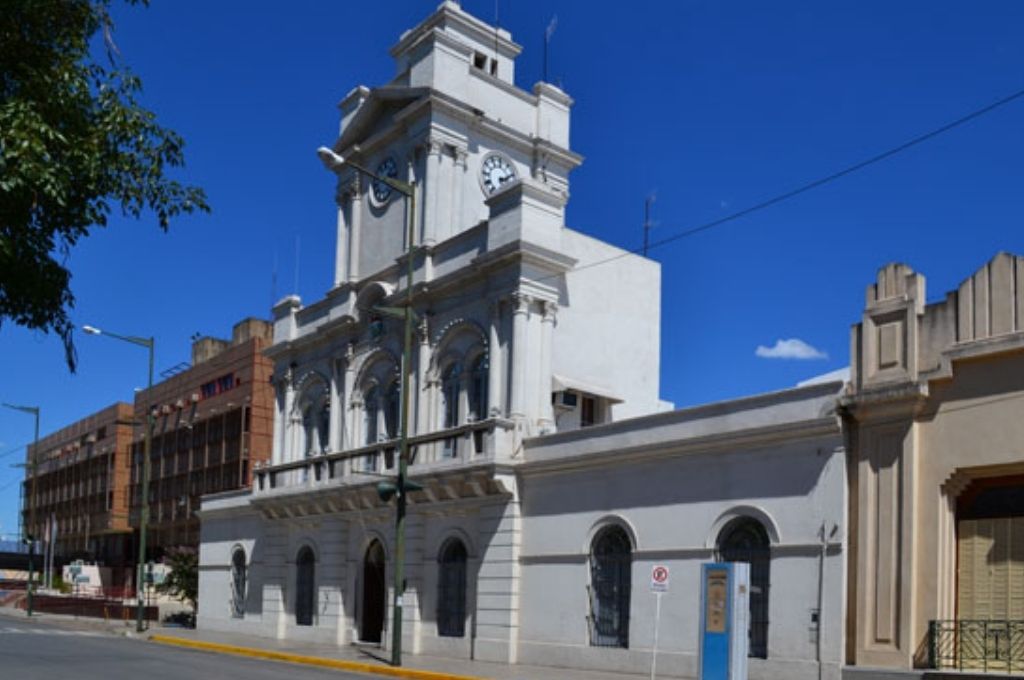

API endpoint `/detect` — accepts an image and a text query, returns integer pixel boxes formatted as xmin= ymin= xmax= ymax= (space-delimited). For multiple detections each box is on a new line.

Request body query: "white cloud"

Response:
xmin=755 ymin=338 xmax=828 ymax=360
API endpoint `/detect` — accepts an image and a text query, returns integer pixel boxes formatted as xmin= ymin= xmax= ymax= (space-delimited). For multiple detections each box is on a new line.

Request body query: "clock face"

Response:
xmin=480 ymin=153 xmax=516 ymax=195
xmin=372 ymin=157 xmax=398 ymax=204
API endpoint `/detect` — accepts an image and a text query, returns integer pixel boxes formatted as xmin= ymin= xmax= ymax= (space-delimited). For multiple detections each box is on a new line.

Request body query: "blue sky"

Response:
xmin=1 ymin=0 xmax=1022 ymax=537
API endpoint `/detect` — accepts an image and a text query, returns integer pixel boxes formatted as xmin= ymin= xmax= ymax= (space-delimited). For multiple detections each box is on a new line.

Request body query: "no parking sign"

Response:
xmin=650 ymin=564 xmax=670 ymax=592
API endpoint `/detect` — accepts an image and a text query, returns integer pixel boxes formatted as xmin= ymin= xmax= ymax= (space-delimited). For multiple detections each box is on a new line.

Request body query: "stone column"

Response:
xmin=509 ymin=293 xmax=530 ymax=422
xmin=415 ymin=317 xmax=432 ymax=436
xmin=487 ymin=300 xmax=502 ymax=417
xmin=282 ymin=367 xmax=296 ymax=463
xmin=450 ymin=147 xmax=467 ymax=237
xmin=347 ymin=178 xmax=362 ymax=284
xmin=329 ymin=357 xmax=344 ymax=452
xmin=424 ymin=139 xmax=444 ymax=245
xmin=272 ymin=380 xmax=285 ymax=465
xmin=342 ymin=343 xmax=356 ymax=450
xmin=333 ymin=189 xmax=351 ymax=287
xmin=537 ymin=300 xmax=557 ymax=432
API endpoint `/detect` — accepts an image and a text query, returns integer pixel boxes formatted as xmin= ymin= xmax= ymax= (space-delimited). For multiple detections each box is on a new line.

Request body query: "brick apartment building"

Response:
xmin=21 ymin=317 xmax=275 ymax=586
xmin=128 ymin=318 xmax=274 ymax=559
xmin=23 ymin=402 xmax=135 ymax=582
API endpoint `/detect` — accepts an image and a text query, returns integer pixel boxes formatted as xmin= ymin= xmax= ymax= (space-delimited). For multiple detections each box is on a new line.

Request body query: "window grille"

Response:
xmin=437 ymin=539 xmax=468 ymax=637
xmin=230 ymin=548 xmax=246 ymax=618
xmin=717 ymin=518 xmax=771 ymax=658
xmin=589 ymin=526 xmax=631 ymax=648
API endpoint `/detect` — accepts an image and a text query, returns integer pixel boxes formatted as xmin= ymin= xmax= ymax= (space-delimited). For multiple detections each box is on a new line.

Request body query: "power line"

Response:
xmin=559 ymin=84 xmax=1024 ymax=279
xmin=0 ymin=440 xmax=30 ymax=459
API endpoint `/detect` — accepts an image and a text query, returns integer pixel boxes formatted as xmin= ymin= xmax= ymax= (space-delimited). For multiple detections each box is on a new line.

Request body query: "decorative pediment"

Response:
xmin=335 ymin=86 xmax=429 ymax=152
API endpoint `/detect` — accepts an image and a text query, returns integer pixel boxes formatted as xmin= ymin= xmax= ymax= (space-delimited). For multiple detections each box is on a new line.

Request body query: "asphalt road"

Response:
xmin=0 ymin=615 xmax=375 ymax=680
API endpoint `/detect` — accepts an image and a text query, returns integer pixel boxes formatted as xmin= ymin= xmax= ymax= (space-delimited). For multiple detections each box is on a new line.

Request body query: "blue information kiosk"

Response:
xmin=698 ymin=562 xmax=750 ymax=680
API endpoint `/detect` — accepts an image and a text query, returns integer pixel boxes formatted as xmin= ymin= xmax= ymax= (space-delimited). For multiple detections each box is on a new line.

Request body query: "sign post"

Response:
xmin=650 ymin=564 xmax=670 ymax=680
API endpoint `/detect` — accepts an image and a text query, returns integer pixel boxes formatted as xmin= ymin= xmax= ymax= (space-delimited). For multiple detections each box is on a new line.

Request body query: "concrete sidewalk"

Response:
xmin=0 ymin=606 xmax=644 ymax=680
xmin=150 ymin=625 xmax=645 ymax=680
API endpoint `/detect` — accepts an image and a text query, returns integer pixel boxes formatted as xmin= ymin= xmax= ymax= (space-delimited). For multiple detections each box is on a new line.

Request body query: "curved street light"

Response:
xmin=82 ymin=324 xmax=154 ymax=633
xmin=3 ymin=403 xmax=39 ymax=617
xmin=318 ymin=146 xmax=416 ymax=666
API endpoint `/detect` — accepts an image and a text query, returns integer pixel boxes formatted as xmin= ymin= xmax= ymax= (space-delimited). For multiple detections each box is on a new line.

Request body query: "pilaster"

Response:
xmin=487 ymin=299 xmax=503 ymax=417
xmin=508 ymin=292 xmax=531 ymax=423
xmin=537 ymin=300 xmax=557 ymax=432
xmin=346 ymin=178 xmax=363 ymax=284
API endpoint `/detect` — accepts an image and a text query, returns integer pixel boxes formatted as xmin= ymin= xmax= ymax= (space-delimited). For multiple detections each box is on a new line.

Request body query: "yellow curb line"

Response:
xmin=149 ymin=634 xmax=489 ymax=680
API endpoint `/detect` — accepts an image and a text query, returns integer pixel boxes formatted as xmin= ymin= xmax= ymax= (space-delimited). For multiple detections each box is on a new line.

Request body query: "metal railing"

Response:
xmin=929 ymin=619 xmax=1024 ymax=672
xmin=253 ymin=418 xmax=513 ymax=494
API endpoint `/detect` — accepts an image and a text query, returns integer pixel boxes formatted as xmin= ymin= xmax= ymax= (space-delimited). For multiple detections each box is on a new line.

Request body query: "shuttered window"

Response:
xmin=958 ymin=517 xmax=1024 ymax=620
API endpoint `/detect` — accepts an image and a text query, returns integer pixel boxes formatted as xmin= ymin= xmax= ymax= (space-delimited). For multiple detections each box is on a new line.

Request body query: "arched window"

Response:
xmin=364 ymin=385 xmax=380 ymax=445
xmin=297 ymin=381 xmax=330 ymax=457
xmin=302 ymin=405 xmax=317 ymax=456
xmin=230 ymin=548 xmax=246 ymax=618
xmin=468 ymin=354 xmax=488 ymax=421
xmin=440 ymin=363 xmax=461 ymax=457
xmin=589 ymin=525 xmax=631 ymax=648
xmin=717 ymin=517 xmax=771 ymax=659
xmin=295 ymin=546 xmax=316 ymax=626
xmin=437 ymin=539 xmax=468 ymax=637
xmin=384 ymin=381 xmax=400 ymax=439
xmin=441 ymin=364 xmax=461 ymax=428
xmin=317 ymin=398 xmax=330 ymax=452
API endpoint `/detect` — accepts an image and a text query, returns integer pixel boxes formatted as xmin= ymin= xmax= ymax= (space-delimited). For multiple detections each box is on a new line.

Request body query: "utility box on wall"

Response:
xmin=698 ymin=562 xmax=750 ymax=680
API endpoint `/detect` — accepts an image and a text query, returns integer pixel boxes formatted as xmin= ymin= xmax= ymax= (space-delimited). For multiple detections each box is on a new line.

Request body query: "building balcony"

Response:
xmin=252 ymin=417 xmax=516 ymax=499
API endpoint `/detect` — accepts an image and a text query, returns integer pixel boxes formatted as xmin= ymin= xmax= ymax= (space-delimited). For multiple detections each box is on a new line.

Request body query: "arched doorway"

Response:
xmin=295 ymin=546 xmax=315 ymax=626
xmin=717 ymin=517 xmax=771 ymax=658
xmin=437 ymin=538 xmax=468 ymax=637
xmin=361 ymin=540 xmax=386 ymax=643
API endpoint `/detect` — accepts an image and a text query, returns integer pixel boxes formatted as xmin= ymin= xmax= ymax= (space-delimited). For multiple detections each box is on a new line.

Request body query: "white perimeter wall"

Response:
xmin=517 ymin=435 xmax=846 ymax=680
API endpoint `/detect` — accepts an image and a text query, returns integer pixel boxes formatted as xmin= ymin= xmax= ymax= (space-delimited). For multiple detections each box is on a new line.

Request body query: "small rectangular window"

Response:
xmin=473 ymin=52 xmax=487 ymax=70
xmin=489 ymin=58 xmax=498 ymax=76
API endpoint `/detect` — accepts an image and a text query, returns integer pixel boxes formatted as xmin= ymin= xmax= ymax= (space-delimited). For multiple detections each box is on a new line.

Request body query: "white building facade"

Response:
xmin=198 ymin=4 xmax=847 ymax=678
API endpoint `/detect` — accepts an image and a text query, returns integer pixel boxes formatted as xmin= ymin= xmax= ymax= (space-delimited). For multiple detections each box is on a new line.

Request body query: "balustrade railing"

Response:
xmin=929 ymin=619 xmax=1024 ymax=673
xmin=253 ymin=418 xmax=513 ymax=494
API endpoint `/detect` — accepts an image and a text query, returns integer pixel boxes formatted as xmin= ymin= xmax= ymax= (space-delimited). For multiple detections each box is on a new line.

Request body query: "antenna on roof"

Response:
xmin=643 ymin=193 xmax=657 ymax=257
xmin=544 ymin=15 xmax=558 ymax=83
xmin=293 ymin=234 xmax=301 ymax=296
xmin=271 ymin=249 xmax=278 ymax=308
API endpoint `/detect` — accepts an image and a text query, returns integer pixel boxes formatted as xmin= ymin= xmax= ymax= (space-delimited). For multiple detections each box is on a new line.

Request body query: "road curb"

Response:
xmin=149 ymin=634 xmax=489 ymax=680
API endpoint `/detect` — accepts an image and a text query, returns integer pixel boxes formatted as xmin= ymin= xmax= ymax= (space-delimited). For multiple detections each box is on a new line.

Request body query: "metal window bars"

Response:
xmin=929 ymin=620 xmax=1024 ymax=673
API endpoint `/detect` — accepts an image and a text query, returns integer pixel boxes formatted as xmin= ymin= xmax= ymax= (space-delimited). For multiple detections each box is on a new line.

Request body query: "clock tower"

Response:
xmin=324 ymin=0 xmax=582 ymax=289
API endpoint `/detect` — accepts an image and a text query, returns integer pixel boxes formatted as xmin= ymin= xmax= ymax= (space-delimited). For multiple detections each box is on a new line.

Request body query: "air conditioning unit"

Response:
xmin=552 ymin=391 xmax=578 ymax=409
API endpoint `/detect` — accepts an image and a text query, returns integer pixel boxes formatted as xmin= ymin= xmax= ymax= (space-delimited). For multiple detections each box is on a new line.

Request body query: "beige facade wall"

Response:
xmin=844 ymin=252 xmax=1024 ymax=671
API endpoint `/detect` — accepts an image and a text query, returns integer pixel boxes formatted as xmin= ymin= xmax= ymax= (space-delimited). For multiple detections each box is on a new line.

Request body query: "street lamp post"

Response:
xmin=82 ymin=324 xmax=154 ymax=633
xmin=317 ymin=146 xmax=417 ymax=666
xmin=3 ymin=403 xmax=39 ymax=616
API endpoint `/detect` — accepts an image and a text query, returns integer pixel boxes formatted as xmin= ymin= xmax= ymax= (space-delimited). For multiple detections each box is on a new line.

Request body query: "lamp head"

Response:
xmin=317 ymin=147 xmax=346 ymax=171
xmin=81 ymin=325 xmax=101 ymax=335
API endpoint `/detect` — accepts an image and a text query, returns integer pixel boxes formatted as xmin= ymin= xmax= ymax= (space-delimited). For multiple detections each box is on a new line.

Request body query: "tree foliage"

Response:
xmin=157 ymin=546 xmax=198 ymax=612
xmin=0 ymin=0 xmax=209 ymax=370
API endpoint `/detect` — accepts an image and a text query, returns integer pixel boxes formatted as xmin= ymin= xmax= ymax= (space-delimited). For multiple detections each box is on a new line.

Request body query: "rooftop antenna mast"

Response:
xmin=293 ymin=233 xmax=301 ymax=296
xmin=544 ymin=15 xmax=558 ymax=83
xmin=643 ymin=193 xmax=656 ymax=257
xmin=271 ymin=249 xmax=278 ymax=309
